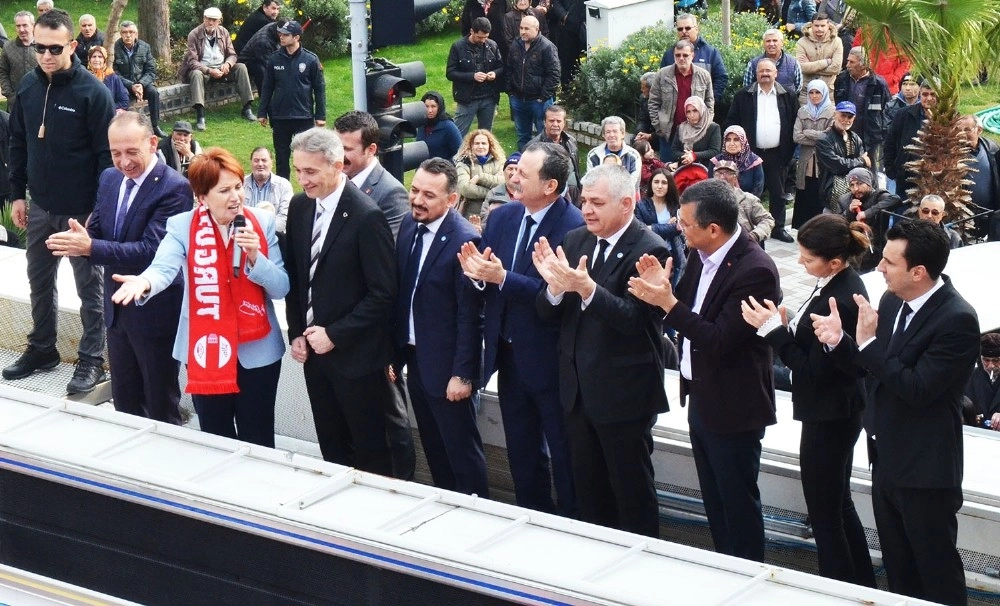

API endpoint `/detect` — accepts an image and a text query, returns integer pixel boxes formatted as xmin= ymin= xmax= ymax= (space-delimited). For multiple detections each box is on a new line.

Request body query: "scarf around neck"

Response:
xmin=186 ymin=206 xmax=270 ymax=394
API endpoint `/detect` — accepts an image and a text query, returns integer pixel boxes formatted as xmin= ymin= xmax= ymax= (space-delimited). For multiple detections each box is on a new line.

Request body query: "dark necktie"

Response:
xmin=591 ymin=238 xmax=610 ymax=275
xmin=114 ymin=179 xmax=137 ymax=239
xmin=888 ymin=302 xmax=912 ymax=350
xmin=512 ymin=215 xmax=536 ymax=269
xmin=402 ymin=225 xmax=429 ymax=307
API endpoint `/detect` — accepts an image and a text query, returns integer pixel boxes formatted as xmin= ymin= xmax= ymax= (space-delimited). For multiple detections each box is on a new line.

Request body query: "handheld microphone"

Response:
xmin=232 ymin=214 xmax=246 ymax=278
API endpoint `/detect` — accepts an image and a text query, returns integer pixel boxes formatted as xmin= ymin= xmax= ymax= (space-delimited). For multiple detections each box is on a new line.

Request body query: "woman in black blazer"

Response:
xmin=741 ymin=214 xmax=876 ymax=588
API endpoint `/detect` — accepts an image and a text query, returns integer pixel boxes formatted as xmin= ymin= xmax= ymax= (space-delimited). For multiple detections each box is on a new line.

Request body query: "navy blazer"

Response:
xmin=830 ymin=278 xmax=980 ymax=489
xmin=87 ymin=161 xmax=191 ymax=336
xmin=480 ymin=198 xmax=584 ymax=384
xmin=537 ymin=220 xmax=671 ymax=424
xmin=394 ymin=209 xmax=484 ymax=396
xmin=667 ymin=230 xmax=781 ymax=434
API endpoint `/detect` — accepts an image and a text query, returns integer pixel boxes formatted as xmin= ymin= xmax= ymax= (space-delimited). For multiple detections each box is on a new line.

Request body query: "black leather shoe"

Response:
xmin=242 ymin=106 xmax=257 ymax=122
xmin=153 ymin=125 xmax=168 ymax=138
xmin=66 ymin=361 xmax=106 ymax=394
xmin=2 ymin=347 xmax=60 ymax=380
xmin=772 ymin=229 xmax=795 ymax=243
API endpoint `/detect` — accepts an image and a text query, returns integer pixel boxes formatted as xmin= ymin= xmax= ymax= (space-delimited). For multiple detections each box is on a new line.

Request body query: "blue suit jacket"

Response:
xmin=87 ymin=161 xmax=191 ymax=336
xmin=394 ymin=209 xmax=484 ymax=396
xmin=480 ymin=197 xmax=584 ymax=385
xmin=138 ymin=206 xmax=289 ymax=368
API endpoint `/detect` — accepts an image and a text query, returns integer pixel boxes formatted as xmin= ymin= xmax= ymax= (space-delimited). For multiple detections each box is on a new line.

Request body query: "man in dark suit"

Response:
xmin=286 ymin=128 xmax=397 ymax=476
xmin=726 ymin=59 xmax=799 ymax=242
xmin=815 ymin=220 xmax=980 ymax=605
xmin=630 ymin=179 xmax=781 ymax=561
xmin=45 ymin=112 xmax=189 ymax=422
xmin=458 ymin=142 xmax=583 ymax=515
xmin=335 ymin=109 xmax=414 ymax=480
xmin=533 ymin=164 xmax=670 ymax=537
xmin=392 ymin=159 xmax=488 ymax=496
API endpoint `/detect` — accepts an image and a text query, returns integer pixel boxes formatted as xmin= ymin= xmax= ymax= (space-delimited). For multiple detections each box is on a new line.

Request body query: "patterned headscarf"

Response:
xmin=712 ymin=125 xmax=763 ymax=173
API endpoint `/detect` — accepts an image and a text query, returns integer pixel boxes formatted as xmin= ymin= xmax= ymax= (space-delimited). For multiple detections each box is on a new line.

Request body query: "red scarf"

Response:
xmin=186 ymin=206 xmax=270 ymax=394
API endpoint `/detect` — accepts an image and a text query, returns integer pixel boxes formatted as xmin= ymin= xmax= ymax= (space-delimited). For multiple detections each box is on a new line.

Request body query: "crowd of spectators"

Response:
xmin=0 ymin=5 xmax=997 ymax=605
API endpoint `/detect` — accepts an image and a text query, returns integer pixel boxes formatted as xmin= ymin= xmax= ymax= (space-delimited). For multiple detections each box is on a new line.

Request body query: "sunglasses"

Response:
xmin=919 ymin=208 xmax=942 ymax=216
xmin=33 ymin=43 xmax=69 ymax=55
xmin=676 ymin=26 xmax=694 ymax=31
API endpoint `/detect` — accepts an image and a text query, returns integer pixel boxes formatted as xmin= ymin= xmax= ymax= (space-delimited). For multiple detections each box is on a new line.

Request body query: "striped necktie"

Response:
xmin=305 ymin=203 xmax=327 ymax=326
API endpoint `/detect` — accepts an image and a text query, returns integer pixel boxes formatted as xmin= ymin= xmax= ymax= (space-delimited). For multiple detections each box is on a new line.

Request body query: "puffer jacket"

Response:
xmin=648 ymin=64 xmax=714 ymax=141
xmin=457 ymin=155 xmax=506 ymax=204
xmin=505 ymin=35 xmax=560 ymax=100
xmin=794 ymin=21 xmax=843 ymax=103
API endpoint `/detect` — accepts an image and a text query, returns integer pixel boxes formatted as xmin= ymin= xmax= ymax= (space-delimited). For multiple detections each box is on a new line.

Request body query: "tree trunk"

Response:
xmin=105 ymin=0 xmax=129 ymax=50
xmin=138 ymin=0 xmax=172 ymax=62
xmin=721 ymin=0 xmax=731 ymax=47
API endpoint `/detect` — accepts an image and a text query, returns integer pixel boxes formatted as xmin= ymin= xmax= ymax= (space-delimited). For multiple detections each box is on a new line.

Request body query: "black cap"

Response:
xmin=172 ymin=120 xmax=193 ymax=134
xmin=278 ymin=20 xmax=303 ymax=35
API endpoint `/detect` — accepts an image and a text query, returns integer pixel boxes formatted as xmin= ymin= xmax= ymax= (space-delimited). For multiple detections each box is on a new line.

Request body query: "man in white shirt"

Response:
xmin=726 ymin=58 xmax=800 ymax=243
xmin=629 ymin=179 xmax=781 ymax=561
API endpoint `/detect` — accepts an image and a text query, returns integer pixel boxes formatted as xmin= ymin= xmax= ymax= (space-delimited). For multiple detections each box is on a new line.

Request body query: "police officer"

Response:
xmin=257 ymin=20 xmax=326 ymax=178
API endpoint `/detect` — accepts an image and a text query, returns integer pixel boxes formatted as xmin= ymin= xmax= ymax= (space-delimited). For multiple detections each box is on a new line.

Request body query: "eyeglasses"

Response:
xmin=676 ymin=26 xmax=693 ymax=31
xmin=919 ymin=208 xmax=942 ymax=216
xmin=33 ymin=43 xmax=68 ymax=55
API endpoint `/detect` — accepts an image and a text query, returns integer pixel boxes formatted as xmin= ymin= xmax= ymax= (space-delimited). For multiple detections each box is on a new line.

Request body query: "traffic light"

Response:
xmin=366 ymin=59 xmax=429 ymax=181
xmin=370 ymin=0 xmax=450 ymax=49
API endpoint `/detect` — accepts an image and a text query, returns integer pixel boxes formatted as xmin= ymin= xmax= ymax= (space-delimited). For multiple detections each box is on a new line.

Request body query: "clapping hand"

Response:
xmin=741 ymin=295 xmax=786 ymax=329
xmin=458 ymin=241 xmax=505 ymax=284
xmin=627 ymin=254 xmax=676 ymax=312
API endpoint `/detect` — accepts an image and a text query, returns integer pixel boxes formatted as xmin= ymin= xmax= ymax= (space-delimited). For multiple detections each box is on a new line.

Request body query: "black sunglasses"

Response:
xmin=33 ymin=43 xmax=69 ymax=55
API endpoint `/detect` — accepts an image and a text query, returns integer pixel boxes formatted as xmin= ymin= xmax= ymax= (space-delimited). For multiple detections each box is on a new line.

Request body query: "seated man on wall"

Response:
xmin=178 ymin=6 xmax=256 ymax=131
xmin=113 ymin=21 xmax=167 ymax=137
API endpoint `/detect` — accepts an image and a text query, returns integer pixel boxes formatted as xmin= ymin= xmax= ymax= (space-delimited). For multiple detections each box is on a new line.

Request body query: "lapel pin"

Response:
xmin=441 ymin=236 xmax=447 ymax=242
xmin=342 ymin=212 xmax=348 ymax=217
xmin=616 ymin=252 xmax=624 ymax=259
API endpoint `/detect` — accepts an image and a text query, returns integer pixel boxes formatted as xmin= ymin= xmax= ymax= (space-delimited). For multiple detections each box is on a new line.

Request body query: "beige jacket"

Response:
xmin=792 ymin=104 xmax=836 ymax=189
xmin=794 ymin=22 xmax=843 ymax=104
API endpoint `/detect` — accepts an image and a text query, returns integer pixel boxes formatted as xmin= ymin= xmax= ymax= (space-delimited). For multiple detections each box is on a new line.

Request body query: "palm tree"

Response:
xmin=846 ymin=0 xmax=1000 ymax=235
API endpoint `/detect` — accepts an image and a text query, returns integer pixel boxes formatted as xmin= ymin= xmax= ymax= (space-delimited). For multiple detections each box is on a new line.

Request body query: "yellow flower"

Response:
xmin=298 ymin=9 xmax=303 ymax=15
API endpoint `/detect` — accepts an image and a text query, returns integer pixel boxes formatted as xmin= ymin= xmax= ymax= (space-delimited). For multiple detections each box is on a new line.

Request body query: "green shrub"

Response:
xmin=170 ymin=0 xmax=350 ymax=58
xmin=416 ymin=0 xmax=465 ymax=36
xmin=565 ymin=11 xmax=779 ymax=124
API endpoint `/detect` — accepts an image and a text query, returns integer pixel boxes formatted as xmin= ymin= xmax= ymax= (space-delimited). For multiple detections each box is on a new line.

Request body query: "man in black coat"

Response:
xmin=817 ymin=220 xmax=980 ymax=605
xmin=834 ymin=47 xmax=890 ymax=168
xmin=234 ymin=0 xmax=280 ymax=53
xmin=73 ymin=14 xmax=103 ymax=65
xmin=726 ymin=59 xmax=799 ymax=242
xmin=535 ymin=164 xmax=669 ymax=538
xmin=285 ymin=128 xmax=397 ymax=476
xmin=885 ymin=80 xmax=936 ymax=203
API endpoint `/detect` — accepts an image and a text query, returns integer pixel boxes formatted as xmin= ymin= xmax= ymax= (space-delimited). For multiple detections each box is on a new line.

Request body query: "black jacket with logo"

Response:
xmin=9 ymin=56 xmax=113 ymax=214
